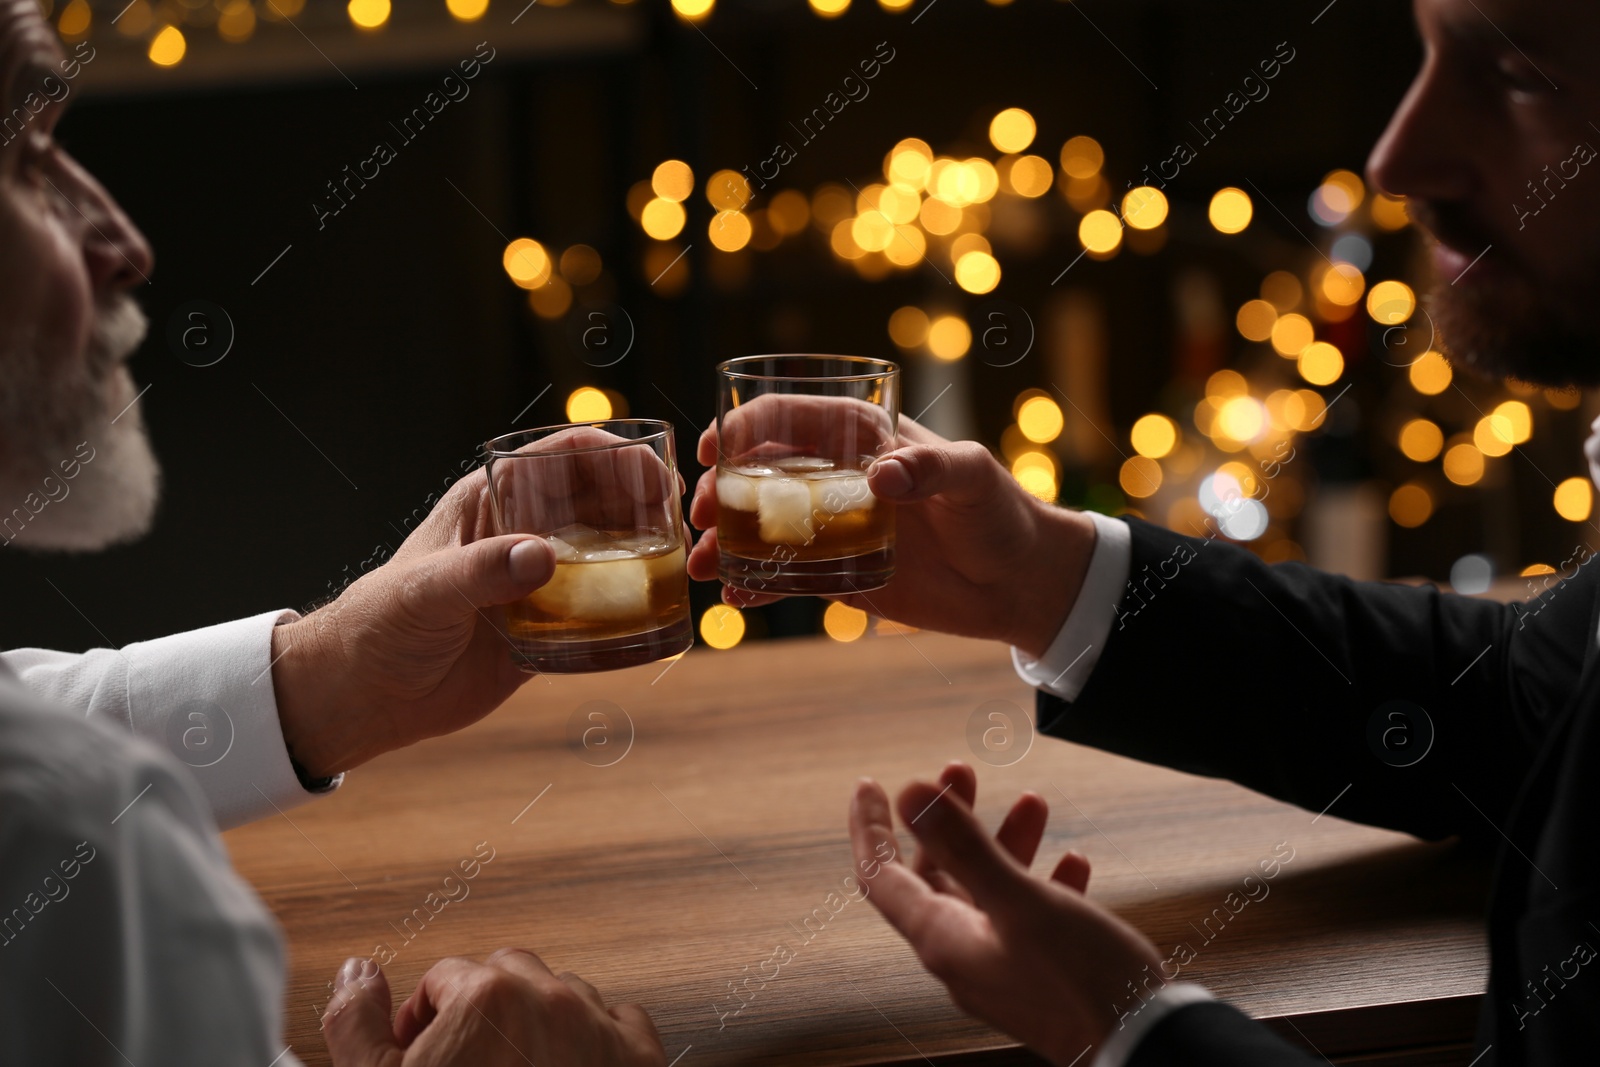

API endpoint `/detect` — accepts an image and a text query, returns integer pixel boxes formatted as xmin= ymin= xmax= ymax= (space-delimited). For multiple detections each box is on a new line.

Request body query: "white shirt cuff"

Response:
xmin=1011 ymin=510 xmax=1132 ymax=701
xmin=3 ymin=609 xmax=341 ymax=830
xmin=1092 ymin=982 xmax=1217 ymax=1067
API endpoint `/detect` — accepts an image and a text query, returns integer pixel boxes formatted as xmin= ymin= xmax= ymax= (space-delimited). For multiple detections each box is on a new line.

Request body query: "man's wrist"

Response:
xmin=1007 ymin=503 xmax=1099 ymax=660
xmin=271 ymin=613 xmax=369 ymax=780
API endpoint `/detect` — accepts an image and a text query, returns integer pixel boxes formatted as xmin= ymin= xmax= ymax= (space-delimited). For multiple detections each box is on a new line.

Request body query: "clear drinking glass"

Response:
xmin=715 ymin=354 xmax=900 ymax=595
xmin=484 ymin=420 xmax=692 ymax=673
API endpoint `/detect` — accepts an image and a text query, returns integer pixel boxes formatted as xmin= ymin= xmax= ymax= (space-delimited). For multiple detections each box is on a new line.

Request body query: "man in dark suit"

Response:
xmin=687 ymin=0 xmax=1600 ymax=1062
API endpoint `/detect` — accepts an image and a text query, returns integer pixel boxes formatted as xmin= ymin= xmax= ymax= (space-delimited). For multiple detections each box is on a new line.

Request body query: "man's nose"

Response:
xmin=61 ymin=154 xmax=155 ymax=292
xmin=1366 ymin=58 xmax=1476 ymax=205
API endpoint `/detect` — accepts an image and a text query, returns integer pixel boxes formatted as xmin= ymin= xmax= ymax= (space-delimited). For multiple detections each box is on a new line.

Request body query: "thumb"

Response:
xmin=868 ymin=441 xmax=1007 ymax=506
xmin=405 ymin=535 xmax=556 ymax=615
xmin=896 ymin=782 xmax=1031 ymax=914
xmin=323 ymin=957 xmax=400 ymax=1067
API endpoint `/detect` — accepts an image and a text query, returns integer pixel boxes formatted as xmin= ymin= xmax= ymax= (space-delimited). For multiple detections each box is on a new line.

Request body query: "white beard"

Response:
xmin=0 ymin=297 xmax=161 ymax=552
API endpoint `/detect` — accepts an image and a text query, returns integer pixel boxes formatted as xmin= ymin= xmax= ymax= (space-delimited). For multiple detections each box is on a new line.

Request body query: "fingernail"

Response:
xmin=871 ymin=457 xmax=913 ymax=497
xmin=333 ymin=957 xmax=364 ymax=995
xmin=510 ymin=539 xmax=548 ymax=584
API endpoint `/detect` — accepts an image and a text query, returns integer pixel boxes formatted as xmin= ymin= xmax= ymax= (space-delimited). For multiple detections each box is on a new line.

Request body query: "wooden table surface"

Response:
xmin=226 ymin=630 xmax=1491 ymax=1067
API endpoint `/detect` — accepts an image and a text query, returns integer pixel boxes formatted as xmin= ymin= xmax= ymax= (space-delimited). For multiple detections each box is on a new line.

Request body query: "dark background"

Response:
xmin=12 ymin=0 xmax=1571 ymax=654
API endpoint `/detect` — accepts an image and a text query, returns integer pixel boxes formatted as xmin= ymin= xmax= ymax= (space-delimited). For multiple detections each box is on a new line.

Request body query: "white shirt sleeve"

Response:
xmin=0 ymin=608 xmax=341 ymax=831
xmin=1092 ymin=982 xmax=1218 ymax=1067
xmin=0 ymin=679 xmax=301 ymax=1066
xmin=1012 ymin=510 xmax=1133 ymax=701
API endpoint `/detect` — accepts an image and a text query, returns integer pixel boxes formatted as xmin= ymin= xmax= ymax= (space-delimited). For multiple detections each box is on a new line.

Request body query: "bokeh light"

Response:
xmin=700 ymin=605 xmax=745 ymax=649
xmin=1398 ymin=418 xmax=1444 ymax=462
xmin=1060 ymin=136 xmax=1104 ymax=179
xmin=1018 ymin=395 xmax=1065 ymax=443
xmin=1130 ymin=414 xmax=1178 ymax=458
xmin=823 ymin=601 xmax=869 ymax=641
xmin=1554 ymin=477 xmax=1593 ymax=522
xmin=1208 ymin=187 xmax=1252 ymax=233
xmin=1389 ymin=483 xmax=1433 ymax=527
xmin=566 ymin=386 xmax=613 ymax=422
xmin=989 ymin=108 xmax=1037 ymax=154
xmin=1409 ymin=351 xmax=1453 ymax=395
xmin=927 ymin=314 xmax=972 ymax=360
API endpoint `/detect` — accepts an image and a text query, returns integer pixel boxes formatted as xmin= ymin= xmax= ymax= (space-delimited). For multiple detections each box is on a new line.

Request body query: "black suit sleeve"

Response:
xmin=1127 ymin=1002 xmax=1321 ymax=1066
xmin=1041 ymin=517 xmax=1595 ymax=841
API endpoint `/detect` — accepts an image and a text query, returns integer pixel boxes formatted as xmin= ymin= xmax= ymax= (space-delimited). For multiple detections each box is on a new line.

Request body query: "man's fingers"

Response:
xmin=688 ymin=469 xmax=718 ymax=529
xmin=896 ymin=780 xmax=1031 ymax=914
xmin=393 ymin=956 xmax=478 ymax=1049
xmin=1050 ymin=850 xmax=1093 ymax=894
xmin=867 ymin=441 xmax=1007 ymax=506
xmin=849 ymin=778 xmax=939 ymax=938
xmin=557 ymin=971 xmax=607 ymax=1010
xmin=995 ymin=792 xmax=1049 ymax=869
xmin=914 ymin=763 xmax=978 ymax=881
xmin=399 ymin=535 xmax=555 ymax=621
xmin=486 ymin=946 xmax=556 ymax=981
xmin=686 ymin=527 xmax=721 ymax=581
xmin=322 ymin=957 xmax=399 ymax=1067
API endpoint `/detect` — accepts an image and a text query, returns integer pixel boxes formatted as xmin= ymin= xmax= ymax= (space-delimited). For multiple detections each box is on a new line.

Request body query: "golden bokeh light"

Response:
xmin=708 ymin=210 xmax=753 ymax=252
xmin=823 ymin=601 xmax=869 ymax=641
xmin=1492 ymin=400 xmax=1533 ymax=444
xmin=1078 ymin=209 xmax=1123 ymax=254
xmin=706 ymin=168 xmax=751 ymax=211
xmin=503 ymin=238 xmax=553 ymax=289
xmin=1208 ymin=187 xmax=1252 ymax=233
xmin=1130 ymin=414 xmax=1178 ymax=459
xmin=1371 ymin=193 xmax=1410 ymax=230
xmin=1398 ymin=418 xmax=1444 ymax=462
xmin=1007 ymin=155 xmax=1054 ymax=198
xmin=1236 ymin=299 xmax=1277 ymax=343
xmin=347 ymin=0 xmax=389 ymax=29
xmin=57 ymin=0 xmax=90 ymax=38
xmin=955 ymin=250 xmax=1001 ymax=294
xmin=1011 ymin=451 xmax=1059 ymax=502
xmin=1270 ymin=313 xmax=1314 ymax=358
xmin=1206 ymin=369 xmax=1249 ymax=399
xmin=1018 ymin=395 xmax=1064 ymax=444
xmin=927 ymin=314 xmax=972 ymax=361
xmin=1119 ymin=456 xmax=1162 ymax=499
xmin=1443 ymin=442 xmax=1485 ymax=485
xmin=641 ymin=197 xmax=687 ymax=240
xmin=148 ymin=24 xmax=187 ymax=64
xmin=887 ymin=139 xmax=933 ymax=187
xmin=1554 ymin=477 xmax=1593 ymax=522
xmin=1389 ymin=483 xmax=1433 ymax=528
xmin=566 ymin=386 xmax=613 ymax=422
xmin=652 ymin=160 xmax=695 ymax=203
xmin=882 ymin=224 xmax=926 ymax=267
xmin=1547 ymin=388 xmax=1583 ymax=410
xmin=1409 ymin=351 xmax=1452 ymax=395
xmin=528 ymin=276 xmax=572 ymax=319
xmin=1060 ymin=135 xmax=1104 ymax=179
xmin=989 ymin=108 xmax=1037 ymax=154
xmin=1319 ymin=262 xmax=1366 ymax=306
xmin=700 ymin=604 xmax=745 ymax=649
xmin=809 ymin=0 xmax=851 ymax=15
xmin=1320 ymin=169 xmax=1365 ymax=214
xmin=1216 ymin=396 xmax=1266 ymax=442
xmin=217 ymin=0 xmax=256 ymax=41
xmin=671 ymin=0 xmax=715 ymax=20
xmin=1298 ymin=341 xmax=1344 ymax=386
xmin=446 ymin=0 xmax=489 ymax=20
xmin=889 ymin=306 xmax=929 ymax=349
xmin=1474 ymin=414 xmax=1515 ymax=457
xmin=1121 ymin=186 xmax=1168 ymax=230
xmin=1367 ymin=280 xmax=1416 ymax=325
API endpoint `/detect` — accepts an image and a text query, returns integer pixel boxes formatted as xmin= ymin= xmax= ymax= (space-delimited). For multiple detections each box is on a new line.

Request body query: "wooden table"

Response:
xmin=226 ymin=631 xmax=1490 ymax=1067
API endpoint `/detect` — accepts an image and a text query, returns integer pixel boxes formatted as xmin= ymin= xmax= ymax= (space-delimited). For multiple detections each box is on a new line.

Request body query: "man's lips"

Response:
xmin=1430 ymin=237 xmax=1499 ymax=284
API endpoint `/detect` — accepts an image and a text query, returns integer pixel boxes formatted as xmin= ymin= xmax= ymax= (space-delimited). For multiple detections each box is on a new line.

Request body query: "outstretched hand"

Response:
xmin=849 ymin=762 xmax=1164 ymax=1067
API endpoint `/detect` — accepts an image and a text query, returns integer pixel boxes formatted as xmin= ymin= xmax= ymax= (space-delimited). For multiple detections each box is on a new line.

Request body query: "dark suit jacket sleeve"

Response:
xmin=1040 ymin=517 xmax=1595 ymax=841
xmin=1127 ymin=1002 xmax=1322 ymax=1066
